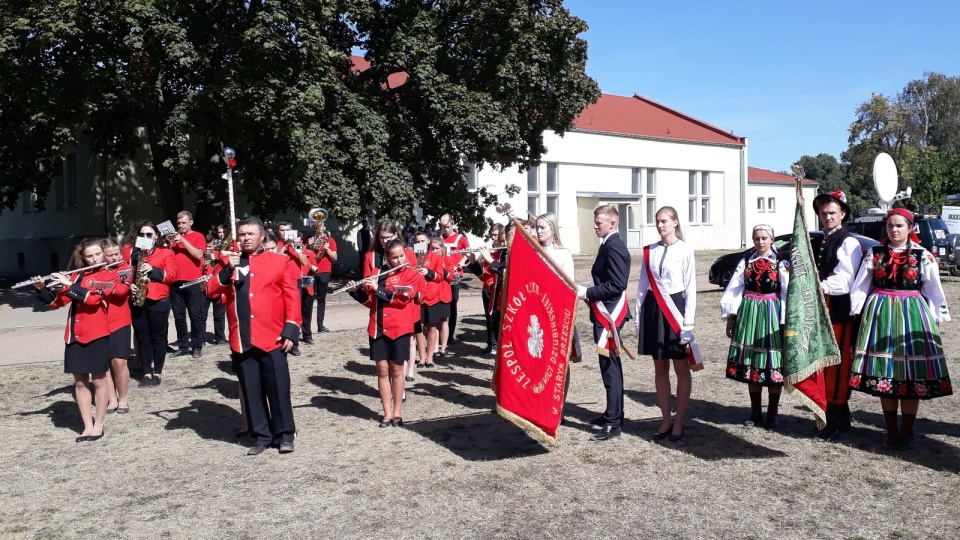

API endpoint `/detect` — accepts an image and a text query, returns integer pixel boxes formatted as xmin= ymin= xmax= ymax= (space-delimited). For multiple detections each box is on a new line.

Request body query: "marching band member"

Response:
xmin=812 ymin=190 xmax=863 ymax=442
xmin=276 ymin=223 xmax=312 ymax=356
xmin=439 ymin=214 xmax=468 ymax=350
xmin=310 ymin=224 xmax=337 ymax=335
xmin=101 ymin=237 xmax=133 ymax=414
xmin=720 ymin=224 xmax=789 ymax=428
xmin=32 ymin=238 xmax=119 ymax=442
xmin=200 ymin=226 xmax=228 ymax=346
xmin=634 ymin=206 xmax=696 ymax=443
xmin=357 ymin=239 xmax=425 ymax=427
xmin=848 ymin=208 xmax=952 ymax=449
xmin=208 ymin=217 xmax=301 ymax=456
xmin=466 ymin=223 xmax=505 ymax=355
xmin=126 ymin=221 xmax=178 ymax=387
xmin=577 ymin=205 xmax=632 ymax=442
xmin=417 ymin=236 xmax=453 ymax=368
xmin=168 ymin=211 xmax=207 ymax=359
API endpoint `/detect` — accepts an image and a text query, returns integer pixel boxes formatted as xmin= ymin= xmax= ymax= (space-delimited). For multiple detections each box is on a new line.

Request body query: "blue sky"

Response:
xmin=564 ymin=0 xmax=960 ymax=172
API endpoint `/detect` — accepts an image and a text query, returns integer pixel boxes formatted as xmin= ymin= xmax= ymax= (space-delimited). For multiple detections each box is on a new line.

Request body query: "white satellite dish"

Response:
xmin=873 ymin=152 xmax=898 ymax=206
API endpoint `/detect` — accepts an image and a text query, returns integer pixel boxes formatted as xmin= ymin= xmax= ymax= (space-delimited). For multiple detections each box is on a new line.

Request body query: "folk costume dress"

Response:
xmin=720 ymin=251 xmax=789 ymax=386
xmin=848 ymin=243 xmax=952 ymax=400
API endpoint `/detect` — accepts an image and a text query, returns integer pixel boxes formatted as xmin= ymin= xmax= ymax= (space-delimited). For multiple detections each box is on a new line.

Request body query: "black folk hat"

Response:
xmin=812 ymin=189 xmax=851 ymax=217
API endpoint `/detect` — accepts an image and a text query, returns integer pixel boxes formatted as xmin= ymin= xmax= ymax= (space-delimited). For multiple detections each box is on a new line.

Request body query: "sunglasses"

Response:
xmin=138 ymin=233 xmax=155 ymax=238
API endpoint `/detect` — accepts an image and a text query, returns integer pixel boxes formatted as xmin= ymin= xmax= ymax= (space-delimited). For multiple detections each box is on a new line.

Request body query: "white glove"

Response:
xmin=576 ymin=286 xmax=588 ymax=299
xmin=679 ymin=329 xmax=694 ymax=345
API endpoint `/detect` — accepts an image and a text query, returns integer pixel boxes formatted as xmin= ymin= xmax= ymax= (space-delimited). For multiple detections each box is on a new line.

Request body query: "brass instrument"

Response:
xmin=11 ymin=261 xmax=120 ymax=289
xmin=131 ymin=248 xmax=150 ymax=307
xmin=308 ymin=208 xmax=329 ymax=251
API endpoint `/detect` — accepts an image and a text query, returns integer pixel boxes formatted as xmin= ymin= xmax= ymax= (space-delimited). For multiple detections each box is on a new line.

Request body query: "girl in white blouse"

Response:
xmin=634 ymin=207 xmax=696 ymax=442
xmin=536 ymin=212 xmax=581 ymax=364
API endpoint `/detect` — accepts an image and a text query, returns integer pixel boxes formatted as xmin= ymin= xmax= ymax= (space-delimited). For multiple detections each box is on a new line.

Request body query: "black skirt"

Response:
xmin=108 ymin=325 xmax=132 ymax=360
xmin=370 ymin=334 xmax=412 ymax=363
xmin=422 ymin=302 xmax=450 ymax=324
xmin=64 ymin=336 xmax=111 ymax=374
xmin=638 ymin=292 xmax=688 ymax=360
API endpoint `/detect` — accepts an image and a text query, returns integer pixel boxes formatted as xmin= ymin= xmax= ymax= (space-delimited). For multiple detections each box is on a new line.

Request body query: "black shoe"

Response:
xmin=75 ymin=435 xmax=89 ymax=443
xmin=151 ymin=377 xmax=161 ymax=387
xmin=319 ymin=326 xmax=329 ymax=333
xmin=302 ymin=337 xmax=314 ymax=345
xmin=744 ymin=413 xmax=764 ymax=427
xmin=653 ymin=424 xmax=674 ymax=440
xmin=405 ymin=376 xmax=415 ymax=382
xmin=105 ymin=406 xmax=119 ymax=415
xmin=170 ymin=349 xmax=191 ymax=358
xmin=192 ymin=349 xmax=202 ymax=359
xmin=138 ymin=376 xmax=155 ymax=388
xmin=166 ymin=343 xmax=176 ymax=353
xmin=588 ymin=415 xmax=608 ymax=426
xmin=883 ymin=435 xmax=900 ymax=448
xmin=116 ymin=407 xmax=130 ymax=414
xmin=246 ymin=444 xmax=269 ymax=456
xmin=591 ymin=425 xmax=621 ymax=442
xmin=766 ymin=414 xmax=781 ymax=428
xmin=816 ymin=424 xmax=839 ymax=442
xmin=379 ymin=419 xmax=391 ymax=428
xmin=391 ymin=418 xmax=404 ymax=428
xmin=214 ymin=339 xmax=229 ymax=346
xmin=838 ymin=403 xmax=852 ymax=432
xmin=448 ymin=337 xmax=457 ymax=345
xmin=898 ymin=436 xmax=915 ymax=451
xmin=278 ymin=441 xmax=295 ymax=454
xmin=86 ymin=431 xmax=104 ymax=442
xmin=235 ymin=430 xmax=250 ymax=438
xmin=291 ymin=347 xmax=301 ymax=357
xmin=668 ymin=430 xmax=683 ymax=443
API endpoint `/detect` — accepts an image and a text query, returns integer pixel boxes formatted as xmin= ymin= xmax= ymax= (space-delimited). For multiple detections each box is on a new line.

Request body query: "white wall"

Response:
xmin=746 ymin=183 xmax=820 ymax=238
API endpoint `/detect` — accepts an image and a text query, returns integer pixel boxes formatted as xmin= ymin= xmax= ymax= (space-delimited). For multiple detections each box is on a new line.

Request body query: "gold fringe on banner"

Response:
xmin=495 ymin=404 xmax=559 ymax=448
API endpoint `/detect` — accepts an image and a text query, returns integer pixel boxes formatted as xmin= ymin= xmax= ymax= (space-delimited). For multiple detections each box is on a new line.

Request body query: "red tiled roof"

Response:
xmin=572 ymin=94 xmax=745 ymax=146
xmin=351 ymin=55 xmax=408 ymax=88
xmin=748 ymin=166 xmax=818 ymax=186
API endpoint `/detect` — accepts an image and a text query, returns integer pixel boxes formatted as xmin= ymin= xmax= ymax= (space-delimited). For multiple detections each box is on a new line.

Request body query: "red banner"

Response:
xmin=493 ymin=221 xmax=579 ymax=446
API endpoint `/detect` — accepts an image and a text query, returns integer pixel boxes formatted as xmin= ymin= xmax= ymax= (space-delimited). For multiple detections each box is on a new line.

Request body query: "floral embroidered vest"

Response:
xmin=870 ymin=246 xmax=924 ymax=291
xmin=741 ymin=254 xmax=782 ymax=295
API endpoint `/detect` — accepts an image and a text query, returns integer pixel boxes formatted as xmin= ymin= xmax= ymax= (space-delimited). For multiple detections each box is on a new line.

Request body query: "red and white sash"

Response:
xmin=643 ymin=246 xmax=703 ymax=371
xmin=590 ymin=291 xmax=628 ymax=357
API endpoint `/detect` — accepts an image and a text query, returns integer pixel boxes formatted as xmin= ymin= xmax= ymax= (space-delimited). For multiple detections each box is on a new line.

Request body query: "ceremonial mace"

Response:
xmin=222 ymin=147 xmax=238 ymax=251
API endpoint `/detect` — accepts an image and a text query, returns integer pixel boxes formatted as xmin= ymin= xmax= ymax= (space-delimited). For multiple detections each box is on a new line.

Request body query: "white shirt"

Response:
xmin=821 ymin=230 xmax=863 ymax=295
xmin=634 ymin=240 xmax=697 ymax=334
xmin=849 ymin=244 xmax=950 ymax=322
xmin=543 ymin=243 xmax=574 ymax=280
xmin=719 ymin=251 xmax=790 ymax=323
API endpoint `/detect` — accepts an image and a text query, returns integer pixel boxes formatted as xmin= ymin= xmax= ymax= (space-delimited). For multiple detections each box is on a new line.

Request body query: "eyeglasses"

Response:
xmin=138 ymin=233 xmax=155 ymax=238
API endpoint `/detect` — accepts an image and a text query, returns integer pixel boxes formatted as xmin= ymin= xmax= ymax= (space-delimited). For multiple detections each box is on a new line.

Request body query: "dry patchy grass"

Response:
xmin=1 ymin=253 xmax=959 ymax=539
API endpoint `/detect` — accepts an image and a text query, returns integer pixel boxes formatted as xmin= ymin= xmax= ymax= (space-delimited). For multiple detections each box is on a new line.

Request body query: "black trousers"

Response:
xmin=595 ymin=322 xmax=625 ymax=427
xmin=481 ymin=289 xmax=496 ymax=345
xmin=300 ymin=287 xmax=315 ymax=340
xmin=315 ymin=273 xmax=331 ymax=331
xmin=233 ymin=347 xmax=296 ymax=446
xmin=449 ymin=282 xmax=461 ymax=339
xmin=170 ymin=282 xmax=204 ymax=350
xmin=200 ymin=295 xmax=226 ymax=342
xmin=131 ymin=297 xmax=170 ymax=375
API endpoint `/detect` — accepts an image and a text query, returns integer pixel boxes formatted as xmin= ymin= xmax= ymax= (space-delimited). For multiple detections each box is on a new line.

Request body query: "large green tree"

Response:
xmin=0 ymin=0 xmax=599 ymax=234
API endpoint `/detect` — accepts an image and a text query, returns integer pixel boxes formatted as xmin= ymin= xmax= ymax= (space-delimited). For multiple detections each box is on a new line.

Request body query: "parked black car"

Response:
xmin=842 ymin=213 xmax=957 ymax=275
xmin=708 ymin=231 xmax=881 ymax=288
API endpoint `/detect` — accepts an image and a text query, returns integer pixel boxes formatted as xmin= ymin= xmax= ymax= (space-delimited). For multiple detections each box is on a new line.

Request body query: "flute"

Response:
xmin=179 ymin=275 xmax=213 ymax=289
xmin=448 ymin=246 xmax=507 ymax=255
xmin=11 ymin=261 xmax=120 ymax=289
xmin=330 ymin=264 xmax=409 ymax=295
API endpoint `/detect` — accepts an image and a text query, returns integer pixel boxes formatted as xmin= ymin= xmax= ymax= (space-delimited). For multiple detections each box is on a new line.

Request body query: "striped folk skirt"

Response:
xmin=725 ymin=292 xmax=784 ymax=387
xmin=849 ymin=289 xmax=952 ymax=400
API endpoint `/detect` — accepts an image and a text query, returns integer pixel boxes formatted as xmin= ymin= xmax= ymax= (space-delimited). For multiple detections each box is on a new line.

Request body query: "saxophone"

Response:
xmin=131 ymin=248 xmax=150 ymax=307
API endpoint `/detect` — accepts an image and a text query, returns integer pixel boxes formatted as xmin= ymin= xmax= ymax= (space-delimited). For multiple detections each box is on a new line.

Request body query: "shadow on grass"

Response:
xmin=216 ymin=360 xmax=234 ymax=375
xmin=18 ymin=400 xmax=82 ymax=433
xmin=38 ymin=385 xmax=74 ymax=398
xmin=150 ymin=399 xmax=243 ymax=442
xmin=403 ymin=411 xmax=549 ymax=461
xmin=410 ymin=382 xmax=495 ymax=411
xmin=416 ymin=368 xmax=490 ymax=389
xmin=299 ymin=395 xmax=381 ymax=422
xmin=840 ymin=409 xmax=960 ymax=474
xmin=186 ymin=377 xmax=240 ymax=400
xmin=308 ymin=375 xmax=376 ymax=397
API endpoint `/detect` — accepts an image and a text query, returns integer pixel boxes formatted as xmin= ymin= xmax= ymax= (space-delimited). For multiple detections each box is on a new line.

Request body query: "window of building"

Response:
xmin=767 ymin=197 xmax=776 ymax=212
xmin=66 ymin=153 xmax=77 ymax=208
xmin=20 ymin=191 xmax=32 ymax=213
xmin=545 ymin=163 xmax=558 ymax=217
xmin=527 ymin=166 xmax=540 ymax=216
xmin=688 ymin=171 xmax=712 ymax=225
xmin=631 ymin=168 xmax=640 ymax=194
xmin=464 ymin=160 xmax=477 ymax=190
xmin=645 ymin=169 xmax=657 ymax=225
xmin=757 ymin=197 xmax=765 ymax=213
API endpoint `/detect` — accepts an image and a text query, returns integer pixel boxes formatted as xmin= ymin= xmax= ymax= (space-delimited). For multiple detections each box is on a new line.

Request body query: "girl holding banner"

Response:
xmin=720 ymin=225 xmax=789 ymax=428
xmin=536 ymin=213 xmax=581 ymax=363
xmin=634 ymin=207 xmax=699 ymax=442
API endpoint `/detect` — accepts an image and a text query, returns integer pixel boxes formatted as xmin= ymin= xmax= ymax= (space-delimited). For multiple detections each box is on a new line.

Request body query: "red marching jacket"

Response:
xmin=107 ymin=264 xmax=133 ymax=331
xmin=123 ymin=245 xmax=178 ymax=300
xmin=206 ymin=250 xmax=302 ymax=354
xmin=37 ymin=268 xmax=119 ymax=345
xmin=314 ymin=236 xmax=337 ymax=274
xmin=363 ymin=248 xmax=416 ymax=278
xmin=419 ymin=252 xmax=453 ymax=306
xmin=363 ymin=266 xmax=426 ymax=339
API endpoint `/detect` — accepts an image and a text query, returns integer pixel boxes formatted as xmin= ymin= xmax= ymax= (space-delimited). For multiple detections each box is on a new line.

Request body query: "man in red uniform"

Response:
xmin=310 ymin=223 xmax=337 ymax=335
xmin=277 ymin=222 xmax=313 ymax=355
xmin=208 ymin=217 xmax=302 ymax=456
xmin=168 ymin=211 xmax=207 ymax=358
xmin=440 ymin=214 xmax=468 ymax=349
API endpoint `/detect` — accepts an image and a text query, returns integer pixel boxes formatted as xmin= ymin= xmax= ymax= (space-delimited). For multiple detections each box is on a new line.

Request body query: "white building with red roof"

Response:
xmin=465 ymin=93 xmax=818 ymax=253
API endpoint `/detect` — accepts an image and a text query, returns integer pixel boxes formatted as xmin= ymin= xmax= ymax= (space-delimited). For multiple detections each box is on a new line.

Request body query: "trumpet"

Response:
xmin=11 ymin=261 xmax=121 ymax=289
xmin=448 ymin=246 xmax=507 ymax=255
xmin=330 ymin=264 xmax=408 ymax=295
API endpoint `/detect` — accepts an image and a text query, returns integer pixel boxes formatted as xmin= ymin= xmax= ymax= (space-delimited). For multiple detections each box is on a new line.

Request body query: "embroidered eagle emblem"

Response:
xmin=527 ymin=315 xmax=544 ymax=358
